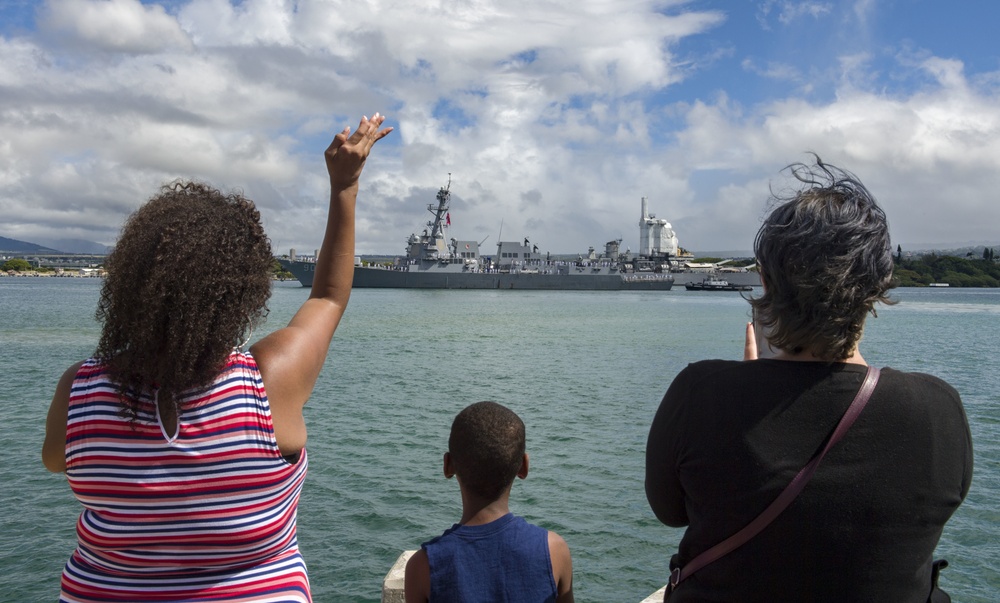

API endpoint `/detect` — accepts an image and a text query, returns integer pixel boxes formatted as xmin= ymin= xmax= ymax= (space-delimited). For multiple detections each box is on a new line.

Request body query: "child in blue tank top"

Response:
xmin=405 ymin=401 xmax=575 ymax=603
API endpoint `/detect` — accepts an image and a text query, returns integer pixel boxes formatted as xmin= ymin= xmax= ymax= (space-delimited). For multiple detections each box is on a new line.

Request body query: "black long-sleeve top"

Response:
xmin=645 ymin=360 xmax=973 ymax=603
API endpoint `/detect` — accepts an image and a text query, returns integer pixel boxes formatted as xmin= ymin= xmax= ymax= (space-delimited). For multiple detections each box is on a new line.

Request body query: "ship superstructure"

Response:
xmin=639 ymin=196 xmax=679 ymax=258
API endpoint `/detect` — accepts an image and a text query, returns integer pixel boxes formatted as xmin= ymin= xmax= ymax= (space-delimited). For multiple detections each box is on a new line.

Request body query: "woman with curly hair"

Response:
xmin=645 ymin=158 xmax=972 ymax=602
xmin=42 ymin=113 xmax=392 ymax=602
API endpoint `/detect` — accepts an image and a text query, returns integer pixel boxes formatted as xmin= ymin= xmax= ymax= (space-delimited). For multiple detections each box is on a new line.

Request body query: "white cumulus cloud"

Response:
xmin=38 ymin=0 xmax=193 ymax=54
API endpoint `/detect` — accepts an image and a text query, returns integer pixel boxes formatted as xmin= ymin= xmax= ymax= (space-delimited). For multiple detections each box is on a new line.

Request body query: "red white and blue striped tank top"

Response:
xmin=60 ymin=351 xmax=311 ymax=603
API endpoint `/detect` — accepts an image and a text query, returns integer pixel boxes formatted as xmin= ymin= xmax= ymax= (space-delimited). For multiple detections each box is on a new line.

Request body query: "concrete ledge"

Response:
xmin=640 ymin=586 xmax=666 ymax=602
xmin=382 ymin=550 xmax=416 ymax=603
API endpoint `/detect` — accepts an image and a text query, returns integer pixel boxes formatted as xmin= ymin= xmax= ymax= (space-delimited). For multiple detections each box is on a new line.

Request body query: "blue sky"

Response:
xmin=1 ymin=0 xmax=998 ymax=255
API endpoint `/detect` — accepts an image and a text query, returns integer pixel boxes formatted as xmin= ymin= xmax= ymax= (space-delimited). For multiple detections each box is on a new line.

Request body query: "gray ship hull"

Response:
xmin=279 ymin=259 xmax=674 ymax=290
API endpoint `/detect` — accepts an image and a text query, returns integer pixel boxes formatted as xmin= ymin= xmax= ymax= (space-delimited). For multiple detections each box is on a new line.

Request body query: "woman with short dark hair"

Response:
xmin=645 ymin=158 xmax=972 ymax=602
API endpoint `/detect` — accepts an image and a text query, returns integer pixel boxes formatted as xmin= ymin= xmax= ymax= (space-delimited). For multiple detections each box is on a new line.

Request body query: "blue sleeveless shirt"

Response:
xmin=422 ymin=513 xmax=557 ymax=602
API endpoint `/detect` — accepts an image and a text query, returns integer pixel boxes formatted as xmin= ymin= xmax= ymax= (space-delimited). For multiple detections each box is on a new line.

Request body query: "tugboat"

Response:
xmin=684 ymin=276 xmax=754 ymax=292
xmin=279 ymin=178 xmax=676 ymax=291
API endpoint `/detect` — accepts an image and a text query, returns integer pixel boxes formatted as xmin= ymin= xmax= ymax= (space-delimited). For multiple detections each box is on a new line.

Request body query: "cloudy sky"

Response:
xmin=1 ymin=0 xmax=998 ymax=256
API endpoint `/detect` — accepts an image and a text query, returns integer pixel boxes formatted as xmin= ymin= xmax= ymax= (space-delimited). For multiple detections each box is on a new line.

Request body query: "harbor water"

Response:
xmin=1 ymin=278 xmax=998 ymax=602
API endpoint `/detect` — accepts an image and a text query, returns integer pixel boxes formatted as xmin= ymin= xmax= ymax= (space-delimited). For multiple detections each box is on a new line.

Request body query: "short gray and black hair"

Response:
xmin=750 ymin=156 xmax=896 ymax=360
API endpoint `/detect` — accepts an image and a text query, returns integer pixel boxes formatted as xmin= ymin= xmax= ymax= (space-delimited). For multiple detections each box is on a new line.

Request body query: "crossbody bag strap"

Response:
xmin=669 ymin=365 xmax=881 ymax=592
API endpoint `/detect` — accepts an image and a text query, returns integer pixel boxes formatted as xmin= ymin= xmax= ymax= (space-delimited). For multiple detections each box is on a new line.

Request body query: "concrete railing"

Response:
xmin=382 ymin=550 xmax=415 ymax=603
xmin=381 ymin=550 xmax=665 ymax=602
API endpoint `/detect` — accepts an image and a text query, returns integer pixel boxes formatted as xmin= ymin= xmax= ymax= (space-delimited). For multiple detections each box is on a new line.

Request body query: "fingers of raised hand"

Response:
xmin=351 ymin=113 xmax=391 ymax=146
xmin=324 ymin=113 xmax=391 ymax=184
xmin=325 ymin=126 xmax=351 ymax=155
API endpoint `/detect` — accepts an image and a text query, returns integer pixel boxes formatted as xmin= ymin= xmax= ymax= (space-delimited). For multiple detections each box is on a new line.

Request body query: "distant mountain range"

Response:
xmin=0 ymin=236 xmax=61 ymax=254
xmin=0 ymin=236 xmax=111 ymax=255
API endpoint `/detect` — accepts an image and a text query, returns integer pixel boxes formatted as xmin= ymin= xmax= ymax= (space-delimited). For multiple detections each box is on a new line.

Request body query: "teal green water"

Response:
xmin=2 ymin=279 xmax=997 ymax=601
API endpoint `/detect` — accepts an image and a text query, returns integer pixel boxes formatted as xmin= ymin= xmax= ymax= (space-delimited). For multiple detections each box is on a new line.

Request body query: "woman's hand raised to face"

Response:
xmin=744 ymin=321 xmax=758 ymax=361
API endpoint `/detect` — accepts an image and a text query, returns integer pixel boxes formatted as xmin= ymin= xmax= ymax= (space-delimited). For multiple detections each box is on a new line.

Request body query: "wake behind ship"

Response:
xmin=278 ymin=179 xmax=675 ymax=291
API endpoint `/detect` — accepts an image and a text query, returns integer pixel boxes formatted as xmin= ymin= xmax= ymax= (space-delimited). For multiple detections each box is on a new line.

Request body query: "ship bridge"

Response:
xmin=495 ymin=238 xmax=540 ymax=268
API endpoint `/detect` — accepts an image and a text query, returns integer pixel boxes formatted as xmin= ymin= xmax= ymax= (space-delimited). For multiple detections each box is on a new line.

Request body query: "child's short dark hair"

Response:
xmin=448 ymin=401 xmax=526 ymax=501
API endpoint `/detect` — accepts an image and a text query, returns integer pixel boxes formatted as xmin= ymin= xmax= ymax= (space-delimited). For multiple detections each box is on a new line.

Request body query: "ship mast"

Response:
xmin=428 ymin=174 xmax=451 ymax=242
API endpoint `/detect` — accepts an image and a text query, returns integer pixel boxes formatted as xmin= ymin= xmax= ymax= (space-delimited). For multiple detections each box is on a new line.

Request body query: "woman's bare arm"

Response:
xmin=253 ymin=114 xmax=392 ymax=454
xmin=43 ymin=361 xmax=85 ymax=472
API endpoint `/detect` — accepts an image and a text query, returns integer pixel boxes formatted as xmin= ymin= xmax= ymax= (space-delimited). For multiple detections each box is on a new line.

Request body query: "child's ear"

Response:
xmin=443 ymin=451 xmax=455 ymax=479
xmin=516 ymin=453 xmax=529 ymax=480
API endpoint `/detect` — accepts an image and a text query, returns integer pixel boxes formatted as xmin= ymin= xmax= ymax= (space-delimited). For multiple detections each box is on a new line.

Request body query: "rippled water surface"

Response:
xmin=2 ymin=279 xmax=997 ymax=601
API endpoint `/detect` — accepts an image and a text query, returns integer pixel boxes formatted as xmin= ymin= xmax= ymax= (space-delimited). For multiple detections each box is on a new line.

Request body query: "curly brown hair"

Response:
xmin=750 ymin=157 xmax=896 ymax=360
xmin=95 ymin=181 xmax=274 ymax=422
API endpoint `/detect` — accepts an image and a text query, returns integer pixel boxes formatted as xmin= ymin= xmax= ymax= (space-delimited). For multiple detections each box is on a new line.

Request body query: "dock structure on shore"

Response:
xmin=381 ymin=551 xmax=667 ymax=602
xmin=6 ymin=253 xmax=107 ymax=269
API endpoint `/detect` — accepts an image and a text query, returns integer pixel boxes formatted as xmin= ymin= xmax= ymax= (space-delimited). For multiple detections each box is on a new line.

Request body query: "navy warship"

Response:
xmin=278 ymin=179 xmax=680 ymax=290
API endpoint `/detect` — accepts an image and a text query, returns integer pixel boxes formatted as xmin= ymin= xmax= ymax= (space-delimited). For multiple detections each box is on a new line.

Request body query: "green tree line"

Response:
xmin=894 ymin=252 xmax=1000 ymax=287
